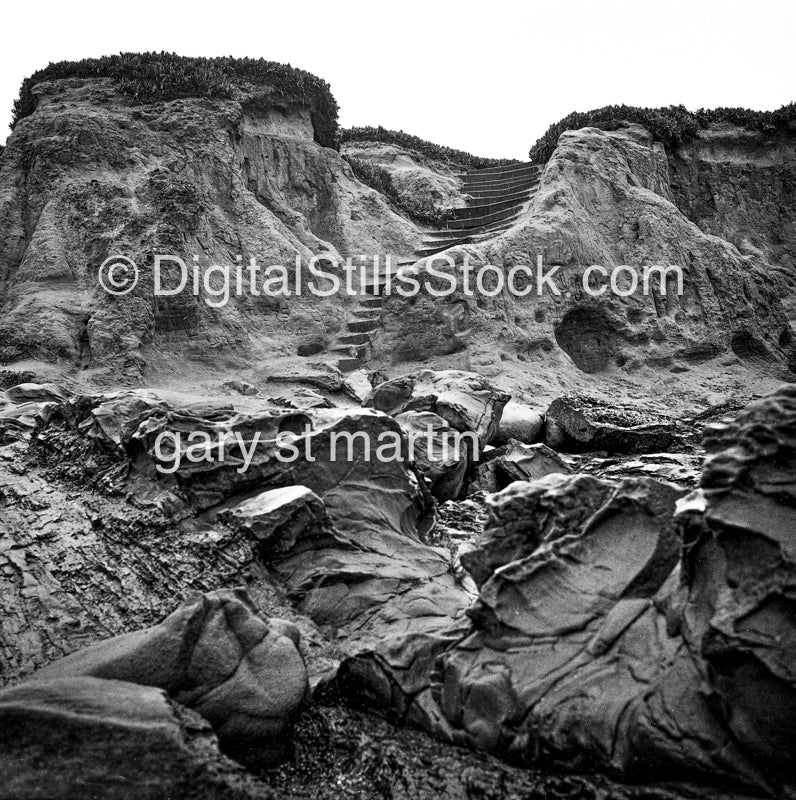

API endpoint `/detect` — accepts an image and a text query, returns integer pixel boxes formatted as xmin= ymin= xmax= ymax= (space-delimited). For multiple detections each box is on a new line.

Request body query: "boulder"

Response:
xmin=222 ymin=380 xmax=259 ymax=396
xmin=4 ymin=382 xmax=70 ymax=404
xmin=242 ymin=488 xmax=473 ymax=654
xmin=329 ymin=388 xmax=796 ymax=798
xmin=430 ymin=474 xmax=773 ymax=789
xmin=371 ymin=369 xmax=509 ymax=447
xmin=0 ymin=400 xmax=59 ymax=441
xmin=271 ymin=387 xmax=334 ymax=409
xmin=218 ymin=485 xmax=339 ymax=556
xmin=675 ymin=384 xmax=796 ymax=784
xmin=395 ymin=410 xmax=471 ymax=501
xmin=341 ymin=368 xmax=373 ymax=405
xmin=267 ymin=365 xmax=344 ymax=392
xmin=32 ymin=589 xmax=308 ymax=766
xmin=474 ymin=441 xmax=572 ymax=494
xmin=0 ymin=677 xmax=276 ymax=799
xmin=544 ymin=396 xmax=677 ymax=454
xmin=491 ymin=400 xmax=544 ymax=446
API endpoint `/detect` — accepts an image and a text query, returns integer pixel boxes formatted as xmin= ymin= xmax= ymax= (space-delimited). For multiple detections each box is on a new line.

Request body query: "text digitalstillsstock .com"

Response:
xmin=98 ymin=253 xmax=685 ymax=305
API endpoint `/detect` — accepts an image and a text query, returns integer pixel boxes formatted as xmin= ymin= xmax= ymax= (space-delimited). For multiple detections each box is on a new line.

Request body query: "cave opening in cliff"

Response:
xmin=554 ymin=305 xmax=615 ymax=373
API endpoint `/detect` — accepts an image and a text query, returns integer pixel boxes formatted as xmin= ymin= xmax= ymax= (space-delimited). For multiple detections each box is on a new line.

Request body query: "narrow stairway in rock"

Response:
xmin=329 ymin=291 xmax=384 ymax=374
xmin=330 ymin=161 xmax=542 ymax=373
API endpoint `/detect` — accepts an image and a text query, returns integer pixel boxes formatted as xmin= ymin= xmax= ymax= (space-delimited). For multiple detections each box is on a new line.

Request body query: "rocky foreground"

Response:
xmin=1 ymin=58 xmax=795 ymax=799
xmin=1 ymin=369 xmax=793 ymax=799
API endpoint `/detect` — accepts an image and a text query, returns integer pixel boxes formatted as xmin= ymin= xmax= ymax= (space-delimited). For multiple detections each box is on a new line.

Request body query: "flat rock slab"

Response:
xmin=0 ymin=676 xmax=276 ymax=799
xmin=491 ymin=400 xmax=544 ymax=446
xmin=395 ymin=410 xmax=471 ymax=500
xmin=545 ymin=396 xmax=677 ymax=454
xmin=329 ymin=389 xmax=796 ymax=798
xmin=371 ymin=369 xmax=510 ymax=448
xmin=475 ymin=441 xmax=572 ymax=493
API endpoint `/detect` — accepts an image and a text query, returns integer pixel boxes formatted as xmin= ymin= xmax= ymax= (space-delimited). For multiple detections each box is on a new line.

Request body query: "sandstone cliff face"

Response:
xmin=372 ymin=124 xmax=794 ymax=404
xmin=341 ymin=140 xmax=468 ymax=213
xmin=668 ymin=122 xmax=796 ymax=323
xmin=0 ymin=78 xmax=421 ymax=381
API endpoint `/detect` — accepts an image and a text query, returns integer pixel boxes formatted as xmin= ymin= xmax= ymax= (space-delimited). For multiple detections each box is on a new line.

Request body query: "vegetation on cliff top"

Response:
xmin=11 ymin=55 xmax=796 ymax=170
xmin=341 ymin=126 xmax=519 ymax=171
xmin=10 ymin=52 xmax=339 ymax=149
xmin=343 ymin=155 xmax=449 ymax=227
xmin=528 ymin=103 xmax=796 ymax=163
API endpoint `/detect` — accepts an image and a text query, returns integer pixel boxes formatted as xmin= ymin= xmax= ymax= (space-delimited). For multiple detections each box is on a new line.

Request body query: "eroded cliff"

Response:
xmin=369 ymin=123 xmax=795 ymax=410
xmin=0 ymin=78 xmax=421 ymax=383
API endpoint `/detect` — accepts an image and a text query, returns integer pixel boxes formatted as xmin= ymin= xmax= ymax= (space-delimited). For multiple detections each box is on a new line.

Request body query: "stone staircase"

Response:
xmin=329 ymin=293 xmax=385 ymax=373
xmin=416 ymin=160 xmax=542 ymax=258
xmin=330 ymin=161 xmax=542 ymax=373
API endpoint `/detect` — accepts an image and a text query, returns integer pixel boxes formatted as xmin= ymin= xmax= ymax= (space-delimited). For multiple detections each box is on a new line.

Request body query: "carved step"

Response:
xmin=458 ymin=160 xmax=539 ymax=178
xmin=447 ymin=197 xmax=529 ymax=221
xmin=330 ymin=343 xmax=368 ymax=359
xmin=338 ymin=357 xmax=363 ymax=373
xmin=460 ymin=187 xmax=534 ymax=205
xmin=443 ymin=204 xmax=526 ymax=231
xmin=462 ymin=176 xmax=538 ymax=193
xmin=424 ymin=213 xmax=520 ymax=239
xmin=348 ymin=317 xmax=381 ymax=333
xmin=352 ymin=307 xmax=382 ymax=319
xmin=339 ymin=331 xmax=371 ymax=345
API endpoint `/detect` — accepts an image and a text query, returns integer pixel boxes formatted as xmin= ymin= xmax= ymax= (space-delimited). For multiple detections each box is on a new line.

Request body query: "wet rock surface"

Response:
xmin=30 ymin=588 xmax=308 ymax=766
xmin=676 ymin=384 xmax=796 ymax=784
xmin=474 ymin=440 xmax=572 ymax=493
xmin=0 ymin=676 xmax=279 ymax=799
xmin=371 ymin=369 xmax=510 ymax=447
xmin=328 ymin=385 xmax=796 ymax=799
xmin=492 ymin=400 xmax=545 ymax=446
xmin=394 ymin=410 xmax=471 ymax=500
xmin=1 ymin=374 xmax=794 ymax=799
xmin=545 ymin=395 xmax=679 ymax=454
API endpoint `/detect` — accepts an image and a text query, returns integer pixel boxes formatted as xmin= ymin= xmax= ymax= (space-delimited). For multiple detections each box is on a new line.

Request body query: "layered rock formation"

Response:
xmin=31 ymin=589 xmax=308 ymax=765
xmin=668 ymin=122 xmax=796 ymax=325
xmin=0 ymin=78 xmax=420 ymax=380
xmin=2 ymin=375 xmax=795 ymax=796
xmin=675 ymin=384 xmax=796 ymax=782
xmin=330 ymin=385 xmax=796 ymax=799
xmin=2 ymin=384 xmax=475 ymax=673
xmin=373 ymin=123 xmax=794 ymax=398
xmin=2 ymin=58 xmax=796 ymax=800
xmin=341 ymin=139 xmax=468 ymax=216
xmin=0 ymin=677 xmax=278 ymax=799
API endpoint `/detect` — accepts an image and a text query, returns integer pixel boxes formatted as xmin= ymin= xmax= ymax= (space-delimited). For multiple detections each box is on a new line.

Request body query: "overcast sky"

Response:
xmin=2 ymin=0 xmax=794 ymax=158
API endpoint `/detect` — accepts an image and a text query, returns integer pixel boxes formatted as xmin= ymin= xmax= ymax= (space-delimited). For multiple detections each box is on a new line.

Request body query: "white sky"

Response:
xmin=2 ymin=0 xmax=795 ymax=158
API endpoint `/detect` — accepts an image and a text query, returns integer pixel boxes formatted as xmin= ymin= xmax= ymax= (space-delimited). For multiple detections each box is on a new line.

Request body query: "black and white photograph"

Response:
xmin=0 ymin=1 xmax=794 ymax=797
